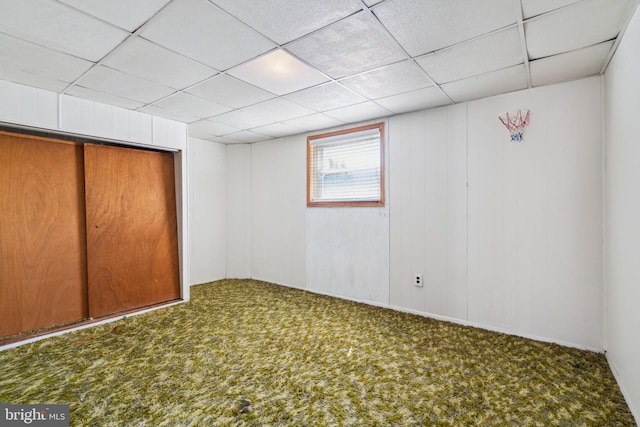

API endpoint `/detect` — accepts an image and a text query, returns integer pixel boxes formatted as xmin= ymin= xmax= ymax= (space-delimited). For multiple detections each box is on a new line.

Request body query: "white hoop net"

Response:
xmin=498 ymin=109 xmax=530 ymax=142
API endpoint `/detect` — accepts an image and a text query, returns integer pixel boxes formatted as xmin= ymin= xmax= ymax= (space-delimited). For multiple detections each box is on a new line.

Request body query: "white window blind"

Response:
xmin=307 ymin=124 xmax=384 ymax=206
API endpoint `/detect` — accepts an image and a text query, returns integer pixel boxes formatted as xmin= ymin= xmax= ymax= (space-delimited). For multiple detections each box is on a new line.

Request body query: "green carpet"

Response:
xmin=0 ymin=279 xmax=635 ymax=426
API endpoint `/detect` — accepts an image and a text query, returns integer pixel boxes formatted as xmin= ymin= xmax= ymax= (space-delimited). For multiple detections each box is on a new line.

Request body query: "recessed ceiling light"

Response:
xmin=228 ymin=49 xmax=329 ymax=95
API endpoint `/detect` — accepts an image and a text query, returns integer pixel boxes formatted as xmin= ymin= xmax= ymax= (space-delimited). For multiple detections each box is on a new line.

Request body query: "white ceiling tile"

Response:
xmin=188 ymin=129 xmax=214 ymax=140
xmin=138 ymin=104 xmax=200 ymax=123
xmin=530 ymin=41 xmax=613 ymax=87
xmin=287 ymin=12 xmax=406 ymax=79
xmin=241 ymin=98 xmax=315 ymax=122
xmin=189 ymin=130 xmax=218 ymax=144
xmin=75 ymin=65 xmax=176 ymax=104
xmin=150 ymin=92 xmax=232 ymax=120
xmin=209 ymin=136 xmax=246 ymax=144
xmin=284 ymin=82 xmax=366 ymax=111
xmin=0 ymin=0 xmax=128 ymax=62
xmin=0 ymin=67 xmax=69 ymax=93
xmin=188 ymin=130 xmax=212 ymax=140
xmin=339 ymin=60 xmax=433 ymax=99
xmin=207 ymin=109 xmax=274 ymax=130
xmin=228 ymin=49 xmax=329 ymax=95
xmin=58 ymin=0 xmax=171 ymax=32
xmin=104 ymin=37 xmax=217 ymax=90
xmin=0 ymin=33 xmax=93 ymax=84
xmin=374 ymin=0 xmax=518 ymax=56
xmin=416 ymin=27 xmax=523 ymax=84
xmin=251 ymin=122 xmax=306 ymax=138
xmin=283 ymin=113 xmax=346 ymax=132
xmin=226 ymin=130 xmax=271 ymax=143
xmin=525 ymin=0 xmax=633 ymax=59
xmin=323 ymin=101 xmax=392 ymax=123
xmin=139 ymin=0 xmax=276 ymax=70
xmin=66 ymin=86 xmax=146 ymax=110
xmin=375 ymin=87 xmax=452 ymax=113
xmin=441 ymin=65 xmax=528 ymax=103
xmin=521 ymin=0 xmax=581 ymax=19
xmin=189 ymin=119 xmax=240 ymax=137
xmin=138 ymin=105 xmax=200 ymax=124
xmin=0 ymin=0 xmax=636 ymax=143
xmin=186 ymin=74 xmax=275 ymax=109
xmin=210 ymin=0 xmax=362 ymax=44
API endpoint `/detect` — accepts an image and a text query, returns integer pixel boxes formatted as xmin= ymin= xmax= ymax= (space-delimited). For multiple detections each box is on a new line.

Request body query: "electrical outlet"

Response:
xmin=414 ymin=274 xmax=423 ymax=287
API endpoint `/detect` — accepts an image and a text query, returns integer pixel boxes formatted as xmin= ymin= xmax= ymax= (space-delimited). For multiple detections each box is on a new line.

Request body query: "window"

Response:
xmin=307 ymin=122 xmax=384 ymax=207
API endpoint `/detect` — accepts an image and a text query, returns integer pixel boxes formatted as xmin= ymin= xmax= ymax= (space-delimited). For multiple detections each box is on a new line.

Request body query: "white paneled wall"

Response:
xmin=226 ymin=144 xmax=252 ymax=278
xmin=251 ymin=137 xmax=306 ymax=287
xmin=236 ymin=79 xmax=603 ymax=350
xmin=604 ymin=4 xmax=640 ymax=420
xmin=387 ymin=77 xmax=603 ymax=350
xmin=306 ymin=119 xmax=390 ymax=305
xmin=0 ymin=80 xmax=187 ymax=150
xmin=188 ymin=137 xmax=227 ymax=284
xmin=0 ymin=80 xmax=57 ymax=129
xmin=389 ymin=105 xmax=467 ymax=317
xmin=467 ymin=77 xmax=602 ymax=349
xmin=153 ymin=115 xmax=189 ymax=151
xmin=228 ymin=119 xmax=391 ymax=304
xmin=306 ymin=206 xmax=390 ymax=304
xmin=0 ymin=79 xmax=190 ymax=300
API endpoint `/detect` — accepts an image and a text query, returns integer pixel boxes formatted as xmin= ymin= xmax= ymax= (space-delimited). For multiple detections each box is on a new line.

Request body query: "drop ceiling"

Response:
xmin=0 ymin=0 xmax=637 ymax=144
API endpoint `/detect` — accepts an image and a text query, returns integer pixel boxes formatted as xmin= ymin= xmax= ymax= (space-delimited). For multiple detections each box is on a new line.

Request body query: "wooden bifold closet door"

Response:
xmin=0 ymin=133 xmax=88 ymax=338
xmin=84 ymin=144 xmax=180 ymax=318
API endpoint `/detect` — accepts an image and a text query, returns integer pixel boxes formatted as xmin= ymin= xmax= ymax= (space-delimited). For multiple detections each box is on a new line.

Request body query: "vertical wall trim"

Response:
xmin=465 ymin=102 xmax=470 ymax=321
xmin=247 ymin=144 xmax=253 ymax=280
xmin=57 ymin=95 xmax=63 ymax=130
xmin=181 ymin=124 xmax=190 ymax=300
xmin=386 ymin=120 xmax=391 ymax=304
xmin=600 ymin=74 xmax=608 ymax=351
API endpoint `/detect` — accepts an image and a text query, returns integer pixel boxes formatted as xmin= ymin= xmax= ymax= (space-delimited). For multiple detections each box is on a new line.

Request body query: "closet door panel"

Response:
xmin=0 ymin=133 xmax=88 ymax=337
xmin=84 ymin=144 xmax=180 ymax=318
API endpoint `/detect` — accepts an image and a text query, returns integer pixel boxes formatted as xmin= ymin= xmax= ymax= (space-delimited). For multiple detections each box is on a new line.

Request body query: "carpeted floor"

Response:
xmin=0 ymin=279 xmax=635 ymax=426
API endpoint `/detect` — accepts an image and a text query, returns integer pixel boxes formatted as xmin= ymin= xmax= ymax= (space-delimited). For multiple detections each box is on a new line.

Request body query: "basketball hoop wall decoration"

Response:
xmin=498 ymin=109 xmax=530 ymax=142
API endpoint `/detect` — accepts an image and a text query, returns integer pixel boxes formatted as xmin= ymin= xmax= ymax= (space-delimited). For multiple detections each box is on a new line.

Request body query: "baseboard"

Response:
xmin=0 ymin=300 xmax=186 ymax=352
xmin=605 ymin=352 xmax=640 ymax=424
xmin=297 ymin=284 xmax=603 ymax=353
xmin=386 ymin=304 xmax=604 ymax=354
xmin=251 ymin=276 xmax=306 ymax=291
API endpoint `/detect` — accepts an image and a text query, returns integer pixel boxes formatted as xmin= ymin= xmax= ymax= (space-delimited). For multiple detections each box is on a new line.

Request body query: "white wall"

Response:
xmin=188 ymin=137 xmax=227 ymax=284
xmin=0 ymin=80 xmax=190 ymax=300
xmin=238 ymin=78 xmax=604 ymax=351
xmin=388 ymin=78 xmax=603 ymax=350
xmin=307 ymin=205 xmax=390 ymax=304
xmin=226 ymin=144 xmax=252 ymax=278
xmin=389 ymin=104 xmax=468 ymax=317
xmin=307 ymin=120 xmax=390 ymax=305
xmin=466 ymin=78 xmax=602 ymax=349
xmin=0 ymin=81 xmax=186 ymax=151
xmin=251 ymin=136 xmax=306 ymax=287
xmin=604 ymin=4 xmax=640 ymax=420
xmin=244 ymin=121 xmax=390 ymax=304
xmin=235 ymin=124 xmax=390 ymax=303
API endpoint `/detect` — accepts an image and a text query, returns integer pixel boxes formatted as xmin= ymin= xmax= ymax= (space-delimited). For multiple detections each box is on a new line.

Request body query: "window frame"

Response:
xmin=306 ymin=122 xmax=385 ymax=208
